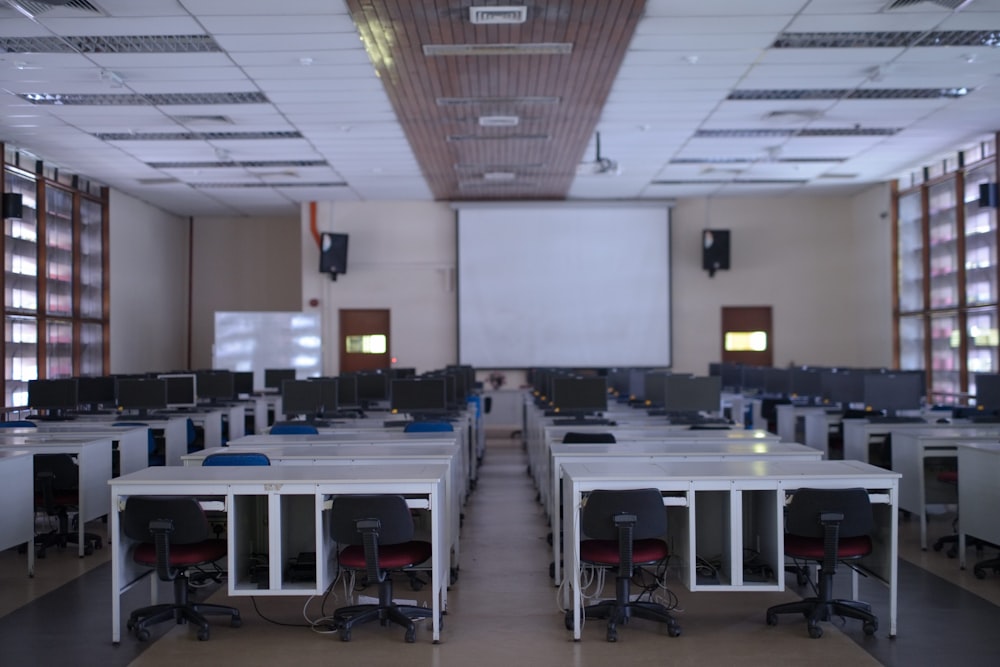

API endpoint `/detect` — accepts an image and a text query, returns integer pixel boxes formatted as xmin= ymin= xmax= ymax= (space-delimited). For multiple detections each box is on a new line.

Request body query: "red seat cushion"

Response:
xmin=784 ymin=534 xmax=872 ymax=560
xmin=132 ymin=539 xmax=228 ymax=568
xmin=937 ymin=470 xmax=958 ymax=484
xmin=338 ymin=540 xmax=432 ymax=569
xmin=580 ymin=538 xmax=669 ymax=566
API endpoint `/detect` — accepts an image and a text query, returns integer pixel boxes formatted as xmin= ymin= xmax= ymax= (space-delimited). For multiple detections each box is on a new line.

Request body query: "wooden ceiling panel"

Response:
xmin=346 ymin=0 xmax=645 ymax=200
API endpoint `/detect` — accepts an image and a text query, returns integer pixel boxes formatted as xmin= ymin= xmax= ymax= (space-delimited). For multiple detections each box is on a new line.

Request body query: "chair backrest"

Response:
xmin=581 ymin=488 xmax=666 ymax=541
xmin=202 ymin=451 xmax=271 ymax=466
xmin=784 ymin=487 xmax=873 ymax=540
xmin=329 ymin=494 xmax=414 ymax=546
xmin=34 ymin=453 xmax=80 ymax=493
xmin=0 ymin=420 xmax=37 ymax=427
xmin=562 ymin=431 xmax=616 ymax=444
xmin=403 ymin=421 xmax=453 ymax=433
xmin=121 ymin=495 xmax=212 ymax=545
xmin=269 ymin=422 xmax=319 ymax=435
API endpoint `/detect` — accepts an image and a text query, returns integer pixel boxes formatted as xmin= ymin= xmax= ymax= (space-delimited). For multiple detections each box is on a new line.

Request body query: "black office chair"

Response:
xmin=564 ymin=487 xmax=680 ymax=642
xmin=33 ymin=453 xmax=103 ymax=557
xmin=765 ymin=487 xmax=878 ymax=639
xmin=122 ymin=495 xmax=241 ymax=641
xmin=329 ymin=494 xmax=433 ymax=642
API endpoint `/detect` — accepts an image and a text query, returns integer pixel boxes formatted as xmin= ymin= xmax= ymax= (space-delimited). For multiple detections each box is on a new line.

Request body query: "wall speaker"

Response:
xmin=2 ymin=193 xmax=23 ymax=219
xmin=319 ymin=232 xmax=349 ymax=280
xmin=702 ymin=229 xmax=730 ymax=277
xmin=980 ymin=182 xmax=999 ymax=208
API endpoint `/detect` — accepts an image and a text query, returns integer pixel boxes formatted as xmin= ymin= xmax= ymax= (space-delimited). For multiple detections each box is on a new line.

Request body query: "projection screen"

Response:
xmin=456 ymin=202 xmax=671 ymax=368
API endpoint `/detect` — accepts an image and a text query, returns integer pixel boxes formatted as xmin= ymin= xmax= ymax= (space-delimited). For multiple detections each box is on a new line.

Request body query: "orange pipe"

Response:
xmin=309 ymin=200 xmax=321 ymax=247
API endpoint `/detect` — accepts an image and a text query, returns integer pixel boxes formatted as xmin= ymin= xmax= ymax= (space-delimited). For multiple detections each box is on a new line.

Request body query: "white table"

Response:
xmin=109 ymin=464 xmax=449 ymax=644
xmin=3 ymin=423 xmax=149 ymax=476
xmin=0 ymin=450 xmax=35 ymax=576
xmin=956 ymin=441 xmax=1000 ymax=570
xmin=561 ymin=459 xmax=900 ymax=640
xmin=547 ymin=440 xmax=824 ymax=586
xmin=0 ymin=434 xmax=112 ymax=556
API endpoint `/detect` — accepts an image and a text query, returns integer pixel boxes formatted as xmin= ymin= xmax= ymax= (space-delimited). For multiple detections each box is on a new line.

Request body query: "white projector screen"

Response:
xmin=457 ymin=203 xmax=671 ymax=368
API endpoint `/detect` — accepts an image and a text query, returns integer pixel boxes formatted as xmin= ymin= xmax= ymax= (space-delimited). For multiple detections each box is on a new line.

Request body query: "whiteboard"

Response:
xmin=212 ymin=311 xmax=322 ymax=391
xmin=456 ymin=203 xmax=671 ymax=368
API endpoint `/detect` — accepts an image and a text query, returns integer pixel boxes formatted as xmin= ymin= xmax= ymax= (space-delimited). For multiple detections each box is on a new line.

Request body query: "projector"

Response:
xmin=576 ymin=158 xmax=621 ymax=176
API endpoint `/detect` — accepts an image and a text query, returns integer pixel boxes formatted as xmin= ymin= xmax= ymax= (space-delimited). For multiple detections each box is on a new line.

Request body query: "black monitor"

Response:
xmin=157 ymin=373 xmax=197 ymax=409
xmin=355 ymin=371 xmax=390 ymax=408
xmin=117 ymin=378 xmax=168 ymax=416
xmin=390 ymin=377 xmax=448 ymax=416
xmin=550 ymin=376 xmax=608 ymax=416
xmin=975 ymin=373 xmax=1000 ymax=414
xmin=719 ymin=363 xmax=742 ymax=392
xmin=789 ymin=367 xmax=822 ymax=402
xmin=336 ymin=374 xmax=358 ymax=408
xmin=740 ymin=366 xmax=766 ymax=393
xmin=627 ymin=368 xmax=647 ymax=400
xmin=280 ymin=379 xmax=324 ymax=420
xmin=311 ymin=377 xmax=339 ymax=418
xmin=264 ymin=368 xmax=296 ymax=392
xmin=643 ymin=371 xmax=668 ymax=408
xmin=390 ymin=367 xmax=417 ymax=379
xmin=820 ymin=370 xmax=865 ymax=407
xmin=606 ymin=368 xmax=631 ymax=397
xmin=75 ymin=375 xmax=116 ymax=412
xmin=762 ymin=368 xmax=790 ymax=397
xmin=27 ymin=378 xmax=79 ymax=416
xmin=232 ymin=371 xmax=254 ymax=397
xmin=863 ymin=372 xmax=924 ymax=416
xmin=195 ymin=370 xmax=235 ymax=404
xmin=663 ymin=375 xmax=721 ymax=414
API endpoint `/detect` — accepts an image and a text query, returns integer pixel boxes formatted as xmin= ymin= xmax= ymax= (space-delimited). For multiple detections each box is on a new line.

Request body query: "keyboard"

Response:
xmin=866 ymin=416 xmax=925 ymax=424
xmin=553 ymin=418 xmax=613 ymax=426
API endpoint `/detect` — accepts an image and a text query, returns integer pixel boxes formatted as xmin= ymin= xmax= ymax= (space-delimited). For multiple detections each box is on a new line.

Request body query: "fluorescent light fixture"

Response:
xmin=469 ymin=5 xmax=527 ymax=24
xmin=478 ymin=115 xmax=519 ymax=127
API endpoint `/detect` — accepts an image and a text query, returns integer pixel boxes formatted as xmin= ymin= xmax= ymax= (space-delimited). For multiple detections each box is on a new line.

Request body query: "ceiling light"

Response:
xmin=469 ymin=6 xmax=527 ymax=24
xmin=423 ymin=43 xmax=571 ymax=56
xmin=478 ymin=115 xmax=519 ymax=127
xmin=483 ymin=171 xmax=517 ymax=181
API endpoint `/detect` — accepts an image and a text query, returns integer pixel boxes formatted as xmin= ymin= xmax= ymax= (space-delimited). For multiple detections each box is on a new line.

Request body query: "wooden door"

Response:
xmin=339 ymin=309 xmax=391 ymax=373
xmin=721 ymin=306 xmax=773 ymax=367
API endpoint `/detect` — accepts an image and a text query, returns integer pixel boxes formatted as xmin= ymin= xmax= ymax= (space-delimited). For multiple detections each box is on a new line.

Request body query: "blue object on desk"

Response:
xmin=0 ymin=420 xmax=37 ymax=427
xmin=202 ymin=451 xmax=271 ymax=466
xmin=403 ymin=421 xmax=453 ymax=433
xmin=269 ymin=422 xmax=319 ymax=435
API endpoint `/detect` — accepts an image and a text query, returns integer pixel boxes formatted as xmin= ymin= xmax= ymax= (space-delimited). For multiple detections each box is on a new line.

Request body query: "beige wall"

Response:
xmin=111 ymin=188 xmax=894 ymax=376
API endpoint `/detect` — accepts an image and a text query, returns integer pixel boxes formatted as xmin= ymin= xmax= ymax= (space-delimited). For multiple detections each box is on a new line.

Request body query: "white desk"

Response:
xmin=109 ymin=464 xmax=448 ymax=644
xmin=72 ymin=413 xmax=189 ymax=466
xmin=4 ymin=424 xmax=149 ymax=476
xmin=775 ymin=404 xmax=827 ymax=445
xmin=956 ymin=441 xmax=1000 ymax=570
xmin=888 ymin=427 xmax=1000 ymax=549
xmin=561 ymin=459 xmax=900 ymax=640
xmin=547 ymin=440 xmax=824 ymax=586
xmin=0 ymin=434 xmax=112 ymax=556
xmin=0 ymin=450 xmax=35 ymax=576
xmin=182 ymin=440 xmax=464 ymax=573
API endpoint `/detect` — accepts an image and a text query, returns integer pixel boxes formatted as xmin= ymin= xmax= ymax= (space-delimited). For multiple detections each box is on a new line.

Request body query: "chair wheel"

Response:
xmin=405 ymin=627 xmax=416 ymax=643
xmin=932 ymin=540 xmax=944 ymax=552
xmin=766 ymin=612 xmax=778 ymax=626
xmin=667 ymin=624 xmax=681 ymax=637
xmin=863 ymin=620 xmax=877 ymax=636
xmin=197 ymin=628 xmax=209 ymax=641
xmin=231 ymin=616 xmax=242 ymax=628
xmin=606 ymin=628 xmax=617 ymax=642
xmin=340 ymin=628 xmax=352 ymax=642
xmin=974 ymin=566 xmax=987 ymax=579
xmin=808 ymin=625 xmax=823 ymax=639
xmin=564 ymin=612 xmax=574 ymax=630
xmin=135 ymin=628 xmax=151 ymax=642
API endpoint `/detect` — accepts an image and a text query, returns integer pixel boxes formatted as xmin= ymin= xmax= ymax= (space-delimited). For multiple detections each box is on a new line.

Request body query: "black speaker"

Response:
xmin=2 ymin=193 xmax=23 ymax=219
xmin=319 ymin=232 xmax=349 ymax=280
xmin=980 ymin=183 xmax=998 ymax=208
xmin=702 ymin=229 xmax=730 ymax=277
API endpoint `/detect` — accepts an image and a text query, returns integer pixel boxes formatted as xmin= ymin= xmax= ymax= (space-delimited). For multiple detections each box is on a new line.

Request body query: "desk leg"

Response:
xmin=431 ymin=490 xmax=442 ymax=643
xmin=889 ymin=491 xmax=899 ymax=638
xmin=552 ymin=466 xmax=562 ymax=587
xmin=563 ymin=481 xmax=582 ymax=641
xmin=111 ymin=495 xmax=122 ymax=644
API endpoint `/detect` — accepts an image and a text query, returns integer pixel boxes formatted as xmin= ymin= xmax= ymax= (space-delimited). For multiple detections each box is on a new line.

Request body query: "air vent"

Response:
xmin=95 ymin=131 xmax=301 ymax=141
xmin=454 ymin=162 xmax=546 ymax=171
xmin=171 ymin=115 xmax=234 ymax=126
xmin=135 ymin=177 xmax=181 ymax=186
xmin=3 ymin=0 xmax=104 ymax=18
xmin=21 ymin=91 xmax=268 ymax=106
xmin=423 ymin=43 xmax=572 ymax=56
xmin=0 ymin=34 xmax=221 ymax=54
xmin=651 ymin=178 xmax=810 ymax=185
xmin=458 ymin=179 xmax=537 ymax=189
xmin=190 ymin=181 xmax=347 ymax=189
xmin=147 ymin=160 xmax=327 ymax=169
xmin=437 ymin=96 xmax=560 ymax=106
xmin=469 ymin=5 xmax=527 ymax=24
xmin=773 ymin=30 xmax=999 ymax=49
xmin=695 ymin=127 xmax=901 ymax=138
xmin=886 ymin=0 xmax=973 ymax=9
xmin=670 ymin=157 xmax=847 ymax=164
xmin=728 ymin=88 xmax=968 ymax=101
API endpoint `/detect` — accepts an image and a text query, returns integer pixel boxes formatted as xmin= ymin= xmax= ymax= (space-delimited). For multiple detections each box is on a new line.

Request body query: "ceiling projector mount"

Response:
xmin=577 ymin=131 xmax=621 ymax=176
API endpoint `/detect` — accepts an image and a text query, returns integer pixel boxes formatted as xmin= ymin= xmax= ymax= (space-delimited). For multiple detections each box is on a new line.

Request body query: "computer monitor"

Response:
xmin=762 ymin=368 xmax=790 ymax=397
xmin=390 ymin=377 xmax=448 ymax=416
xmin=719 ymin=363 xmax=742 ymax=392
xmin=264 ymin=368 xmax=296 ymax=392
xmin=75 ymin=375 xmax=116 ymax=412
xmin=116 ymin=378 xmax=168 ymax=416
xmin=820 ymin=370 xmax=865 ymax=407
xmin=336 ymin=374 xmax=358 ymax=408
xmin=740 ymin=366 xmax=766 ymax=394
xmin=195 ymin=370 xmax=235 ymax=404
xmin=789 ymin=367 xmax=822 ymax=402
xmin=27 ymin=378 xmax=79 ymax=416
xmin=549 ymin=376 xmax=608 ymax=416
xmin=975 ymin=373 xmax=1000 ymax=414
xmin=863 ymin=372 xmax=925 ymax=416
xmin=355 ymin=371 xmax=390 ymax=408
xmin=390 ymin=367 xmax=417 ymax=379
xmin=157 ymin=373 xmax=197 ymax=409
xmin=280 ymin=379 xmax=325 ymax=420
xmin=643 ymin=371 xmax=668 ymax=408
xmin=310 ymin=377 xmax=339 ymax=418
xmin=232 ymin=371 xmax=254 ymax=397
xmin=663 ymin=375 xmax=721 ymax=414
